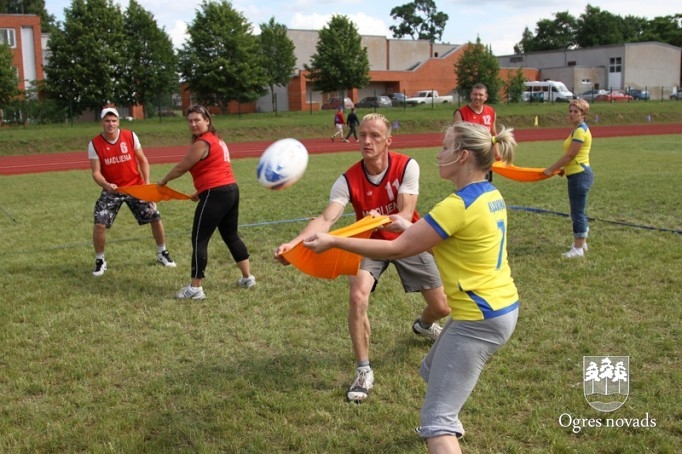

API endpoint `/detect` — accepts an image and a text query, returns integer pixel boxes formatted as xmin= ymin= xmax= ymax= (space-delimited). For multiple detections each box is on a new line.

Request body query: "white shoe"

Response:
xmin=157 ymin=250 xmax=177 ymax=267
xmin=569 ymin=242 xmax=588 ymax=252
xmin=92 ymin=259 xmax=107 ymax=277
xmin=347 ymin=367 xmax=374 ymax=402
xmin=176 ymin=285 xmax=206 ymax=300
xmin=238 ymin=275 xmax=256 ymax=289
xmin=562 ymin=246 xmax=584 ymax=258
xmin=412 ymin=319 xmax=442 ymax=341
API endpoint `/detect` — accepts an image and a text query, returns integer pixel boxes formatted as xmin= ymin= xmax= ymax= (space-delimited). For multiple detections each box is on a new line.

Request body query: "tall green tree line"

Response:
xmin=515 ymin=4 xmax=682 ymax=53
xmin=45 ymin=0 xmax=177 ymax=120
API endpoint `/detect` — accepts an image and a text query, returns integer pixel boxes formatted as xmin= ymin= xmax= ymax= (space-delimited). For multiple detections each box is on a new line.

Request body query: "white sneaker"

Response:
xmin=347 ymin=367 xmax=374 ymax=402
xmin=569 ymin=242 xmax=588 ymax=252
xmin=237 ymin=275 xmax=256 ymax=289
xmin=176 ymin=285 xmax=206 ymax=300
xmin=92 ymin=258 xmax=107 ymax=277
xmin=157 ymin=250 xmax=177 ymax=267
xmin=412 ymin=319 xmax=442 ymax=341
xmin=562 ymin=246 xmax=584 ymax=258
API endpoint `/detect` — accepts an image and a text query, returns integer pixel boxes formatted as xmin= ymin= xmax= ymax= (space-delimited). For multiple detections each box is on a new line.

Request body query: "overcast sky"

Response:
xmin=49 ymin=0 xmax=681 ymax=56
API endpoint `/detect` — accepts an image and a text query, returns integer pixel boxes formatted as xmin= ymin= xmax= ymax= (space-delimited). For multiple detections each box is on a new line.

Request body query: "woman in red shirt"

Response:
xmin=159 ymin=105 xmax=255 ymax=299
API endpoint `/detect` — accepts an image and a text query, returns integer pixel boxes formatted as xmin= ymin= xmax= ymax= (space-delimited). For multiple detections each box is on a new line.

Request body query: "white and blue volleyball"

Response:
xmin=256 ymin=138 xmax=309 ymax=190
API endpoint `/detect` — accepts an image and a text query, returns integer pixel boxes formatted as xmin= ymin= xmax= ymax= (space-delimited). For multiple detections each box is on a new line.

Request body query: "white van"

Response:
xmin=524 ymin=81 xmax=575 ymax=102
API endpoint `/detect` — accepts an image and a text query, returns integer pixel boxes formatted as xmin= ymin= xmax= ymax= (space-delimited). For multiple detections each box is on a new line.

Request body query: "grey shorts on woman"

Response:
xmin=418 ymin=308 xmax=518 ymax=439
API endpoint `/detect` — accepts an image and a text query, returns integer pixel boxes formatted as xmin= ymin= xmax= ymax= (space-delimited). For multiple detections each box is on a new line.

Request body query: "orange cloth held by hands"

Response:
xmin=282 ymin=215 xmax=391 ymax=279
xmin=491 ymin=162 xmax=560 ymax=182
xmin=117 ymin=184 xmax=191 ymax=202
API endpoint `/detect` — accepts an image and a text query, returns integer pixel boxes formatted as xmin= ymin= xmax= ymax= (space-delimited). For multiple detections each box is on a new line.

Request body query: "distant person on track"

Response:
xmin=303 ymin=121 xmax=519 ymax=454
xmin=331 ymin=106 xmax=346 ymax=142
xmin=452 ymin=83 xmax=499 ymax=182
xmin=88 ymin=106 xmax=176 ymax=277
xmin=543 ymin=98 xmax=594 ymax=258
xmin=159 ymin=104 xmax=255 ymax=299
xmin=344 ymin=107 xmax=360 ymax=142
xmin=275 ymin=112 xmax=450 ymax=403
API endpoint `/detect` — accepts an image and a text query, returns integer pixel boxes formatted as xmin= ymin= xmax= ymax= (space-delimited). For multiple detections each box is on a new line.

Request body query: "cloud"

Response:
xmin=290 ymin=12 xmax=391 ymax=37
xmin=168 ymin=20 xmax=188 ymax=49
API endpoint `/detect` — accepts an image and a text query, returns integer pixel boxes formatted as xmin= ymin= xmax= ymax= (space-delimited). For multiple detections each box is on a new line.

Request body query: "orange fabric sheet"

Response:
xmin=282 ymin=215 xmax=391 ymax=279
xmin=117 ymin=184 xmax=191 ymax=202
xmin=492 ymin=162 xmax=560 ymax=182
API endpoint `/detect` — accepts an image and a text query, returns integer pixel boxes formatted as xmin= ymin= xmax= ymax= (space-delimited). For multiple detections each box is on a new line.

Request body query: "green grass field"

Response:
xmin=0 ymin=133 xmax=680 ymax=452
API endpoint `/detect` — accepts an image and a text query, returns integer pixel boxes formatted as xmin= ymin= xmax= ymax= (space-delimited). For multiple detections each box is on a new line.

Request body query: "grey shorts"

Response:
xmin=418 ymin=309 xmax=518 ymax=439
xmin=360 ymin=251 xmax=443 ymax=293
xmin=93 ymin=190 xmax=161 ymax=228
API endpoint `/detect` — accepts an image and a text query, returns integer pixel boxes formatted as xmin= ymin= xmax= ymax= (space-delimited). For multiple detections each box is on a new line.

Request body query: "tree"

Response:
xmin=513 ymin=27 xmax=534 ymax=54
xmin=0 ymin=43 xmax=19 ymax=108
xmin=514 ymin=11 xmax=577 ymax=53
xmin=44 ymin=0 xmax=126 ymax=119
xmin=454 ymin=37 xmax=501 ymax=104
xmin=504 ymin=68 xmax=527 ymax=103
xmin=512 ymin=5 xmax=682 ymax=52
xmin=304 ymin=15 xmax=370 ymax=99
xmin=389 ymin=0 xmax=448 ymax=43
xmin=635 ymin=14 xmax=682 ymax=48
xmin=121 ymin=0 xmax=178 ymax=118
xmin=0 ymin=0 xmax=55 ymax=31
xmin=178 ymin=0 xmax=267 ymax=114
xmin=259 ymin=17 xmax=296 ymax=114
xmin=575 ymin=5 xmax=625 ymax=48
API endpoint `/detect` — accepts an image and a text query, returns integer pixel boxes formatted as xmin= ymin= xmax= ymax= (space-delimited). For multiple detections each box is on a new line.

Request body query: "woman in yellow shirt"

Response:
xmin=543 ymin=99 xmax=594 ymax=258
xmin=303 ymin=122 xmax=519 ymax=454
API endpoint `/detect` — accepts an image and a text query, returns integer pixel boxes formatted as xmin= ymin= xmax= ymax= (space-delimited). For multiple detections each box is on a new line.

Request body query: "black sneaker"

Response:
xmin=93 ymin=258 xmax=107 ymax=277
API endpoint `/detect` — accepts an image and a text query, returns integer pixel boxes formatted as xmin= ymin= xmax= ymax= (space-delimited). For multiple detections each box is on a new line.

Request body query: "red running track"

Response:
xmin=1 ymin=123 xmax=681 ymax=176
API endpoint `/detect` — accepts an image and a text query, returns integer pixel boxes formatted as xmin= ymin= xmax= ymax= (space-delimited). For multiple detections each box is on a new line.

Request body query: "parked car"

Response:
xmin=579 ymin=89 xmax=608 ymax=101
xmin=594 ymin=91 xmax=634 ymax=102
xmin=321 ymin=97 xmax=354 ymax=110
xmin=524 ymin=81 xmax=574 ymax=102
xmin=670 ymin=89 xmax=682 ymax=100
xmin=625 ymin=88 xmax=650 ymax=100
xmin=355 ymin=96 xmax=393 ymax=109
xmin=405 ymin=90 xmax=453 ymax=105
xmin=382 ymin=93 xmax=407 ymax=106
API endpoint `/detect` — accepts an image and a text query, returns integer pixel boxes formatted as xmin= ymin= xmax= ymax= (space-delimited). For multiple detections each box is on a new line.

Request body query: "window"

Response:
xmin=0 ymin=28 xmax=16 ymax=48
xmin=609 ymin=57 xmax=622 ymax=73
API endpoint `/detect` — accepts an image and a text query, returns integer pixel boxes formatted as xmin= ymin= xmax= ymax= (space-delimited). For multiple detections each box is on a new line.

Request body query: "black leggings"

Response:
xmin=190 ymin=184 xmax=249 ymax=279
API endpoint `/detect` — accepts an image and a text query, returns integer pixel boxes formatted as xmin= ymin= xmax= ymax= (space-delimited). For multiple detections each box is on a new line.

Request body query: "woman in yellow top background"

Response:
xmin=543 ymin=98 xmax=594 ymax=258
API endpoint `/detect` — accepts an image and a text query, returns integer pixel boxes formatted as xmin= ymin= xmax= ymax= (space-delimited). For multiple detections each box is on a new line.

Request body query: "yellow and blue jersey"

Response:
xmin=424 ymin=181 xmax=519 ymax=321
xmin=563 ymin=122 xmax=591 ymax=176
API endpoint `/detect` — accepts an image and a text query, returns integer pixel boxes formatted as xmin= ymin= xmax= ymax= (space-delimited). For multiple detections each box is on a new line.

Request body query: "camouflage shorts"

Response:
xmin=93 ymin=190 xmax=161 ymax=228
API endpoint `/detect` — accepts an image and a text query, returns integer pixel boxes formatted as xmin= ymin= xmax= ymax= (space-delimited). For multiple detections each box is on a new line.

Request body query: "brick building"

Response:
xmin=0 ymin=14 xmax=43 ymax=93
